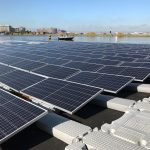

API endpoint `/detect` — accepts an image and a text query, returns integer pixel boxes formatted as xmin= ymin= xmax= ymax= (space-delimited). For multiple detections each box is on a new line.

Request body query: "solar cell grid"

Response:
xmin=119 ymin=67 xmax=150 ymax=81
xmin=67 ymin=71 xmax=133 ymax=93
xmin=86 ymin=58 xmax=121 ymax=66
xmin=97 ymin=66 xmax=126 ymax=74
xmin=41 ymin=57 xmax=71 ymax=65
xmin=33 ymin=64 xmax=80 ymax=79
xmin=0 ymin=89 xmax=47 ymax=144
xmin=0 ymin=64 xmax=15 ymax=76
xmin=135 ymin=58 xmax=150 ymax=63
xmin=103 ymin=56 xmax=136 ymax=62
xmin=78 ymin=53 xmax=104 ymax=59
xmin=12 ymin=59 xmax=46 ymax=71
xmin=64 ymin=61 xmax=104 ymax=72
xmin=0 ymin=55 xmax=24 ymax=65
xmin=22 ymin=78 xmax=102 ymax=114
xmin=10 ymin=52 xmax=46 ymax=61
xmin=98 ymin=65 xmax=150 ymax=81
xmin=0 ymin=70 xmax=45 ymax=91
xmin=120 ymin=62 xmax=143 ymax=67
xmin=62 ymin=55 xmax=89 ymax=61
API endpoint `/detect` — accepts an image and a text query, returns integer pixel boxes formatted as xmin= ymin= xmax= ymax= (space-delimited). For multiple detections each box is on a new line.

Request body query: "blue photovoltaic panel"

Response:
xmin=86 ymin=58 xmax=121 ymax=65
xmin=118 ymin=67 xmax=150 ymax=81
xmin=0 ymin=70 xmax=45 ymax=91
xmin=97 ymin=66 xmax=126 ymax=74
xmin=22 ymin=78 xmax=102 ymax=114
xmin=64 ymin=61 xmax=104 ymax=72
xmin=135 ymin=58 xmax=150 ymax=63
xmin=68 ymin=71 xmax=133 ymax=93
xmin=98 ymin=65 xmax=150 ymax=81
xmin=0 ymin=89 xmax=47 ymax=144
xmin=12 ymin=59 xmax=46 ymax=71
xmin=41 ymin=57 xmax=71 ymax=65
xmin=79 ymin=53 xmax=104 ymax=59
xmin=0 ymin=54 xmax=24 ymax=65
xmin=117 ymin=53 xmax=147 ymax=59
xmin=10 ymin=52 xmax=46 ymax=61
xmin=103 ymin=56 xmax=136 ymax=62
xmin=33 ymin=64 xmax=80 ymax=79
xmin=120 ymin=62 xmax=143 ymax=67
xmin=62 ymin=55 xmax=89 ymax=61
xmin=141 ymin=63 xmax=150 ymax=68
xmin=121 ymin=62 xmax=150 ymax=69
xmin=0 ymin=64 xmax=15 ymax=76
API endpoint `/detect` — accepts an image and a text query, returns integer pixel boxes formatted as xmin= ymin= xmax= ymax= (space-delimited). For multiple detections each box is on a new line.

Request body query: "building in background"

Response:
xmin=0 ymin=25 xmax=14 ymax=33
xmin=15 ymin=27 xmax=26 ymax=33
xmin=49 ymin=28 xmax=57 ymax=34
xmin=36 ymin=27 xmax=58 ymax=35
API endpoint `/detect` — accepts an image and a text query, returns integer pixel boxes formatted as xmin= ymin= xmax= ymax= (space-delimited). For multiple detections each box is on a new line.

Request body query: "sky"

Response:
xmin=0 ymin=0 xmax=150 ymax=32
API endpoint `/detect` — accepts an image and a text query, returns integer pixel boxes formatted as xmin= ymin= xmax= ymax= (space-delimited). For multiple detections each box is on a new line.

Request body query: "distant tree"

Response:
xmin=85 ymin=32 xmax=97 ymax=37
xmin=116 ymin=32 xmax=125 ymax=37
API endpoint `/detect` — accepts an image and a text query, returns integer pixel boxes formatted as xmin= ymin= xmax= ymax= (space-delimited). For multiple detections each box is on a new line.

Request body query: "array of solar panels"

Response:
xmin=0 ymin=42 xmax=150 ymax=114
xmin=0 ymin=88 xmax=47 ymax=144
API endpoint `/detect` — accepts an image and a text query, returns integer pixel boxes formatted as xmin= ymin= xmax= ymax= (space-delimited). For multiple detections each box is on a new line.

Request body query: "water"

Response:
xmin=0 ymin=35 xmax=150 ymax=44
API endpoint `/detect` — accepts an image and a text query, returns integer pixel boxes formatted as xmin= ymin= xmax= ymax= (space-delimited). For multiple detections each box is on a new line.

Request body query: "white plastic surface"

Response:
xmin=37 ymin=112 xmax=91 ymax=144
xmin=65 ymin=142 xmax=87 ymax=150
xmin=101 ymin=110 xmax=150 ymax=148
xmin=94 ymin=94 xmax=135 ymax=112
xmin=133 ymin=100 xmax=150 ymax=112
xmin=83 ymin=131 xmax=145 ymax=150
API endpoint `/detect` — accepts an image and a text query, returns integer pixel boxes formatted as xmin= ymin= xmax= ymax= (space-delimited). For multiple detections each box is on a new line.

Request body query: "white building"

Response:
xmin=0 ymin=25 xmax=14 ymax=33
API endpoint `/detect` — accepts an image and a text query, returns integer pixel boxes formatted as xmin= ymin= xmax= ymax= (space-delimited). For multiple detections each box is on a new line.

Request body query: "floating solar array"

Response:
xmin=22 ymin=78 xmax=102 ymax=114
xmin=0 ymin=41 xmax=150 ymax=116
xmin=67 ymin=72 xmax=134 ymax=93
xmin=0 ymin=89 xmax=47 ymax=144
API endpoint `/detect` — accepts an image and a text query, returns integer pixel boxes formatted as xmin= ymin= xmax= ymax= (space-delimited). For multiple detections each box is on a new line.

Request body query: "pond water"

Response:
xmin=0 ymin=35 xmax=150 ymax=45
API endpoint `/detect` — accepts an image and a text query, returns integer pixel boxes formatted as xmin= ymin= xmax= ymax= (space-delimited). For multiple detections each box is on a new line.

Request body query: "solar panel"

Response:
xmin=86 ymin=58 xmax=121 ymax=65
xmin=62 ymin=55 xmax=89 ymax=61
xmin=12 ymin=59 xmax=46 ymax=71
xmin=103 ymin=56 xmax=136 ymax=62
xmin=120 ymin=62 xmax=143 ymax=67
xmin=79 ymin=53 xmax=104 ymax=59
xmin=117 ymin=54 xmax=147 ymax=59
xmin=0 ymin=54 xmax=24 ymax=65
xmin=33 ymin=64 xmax=80 ymax=79
xmin=98 ymin=66 xmax=150 ymax=81
xmin=41 ymin=57 xmax=71 ymax=65
xmin=97 ymin=66 xmax=126 ymax=74
xmin=141 ymin=63 xmax=150 ymax=68
xmin=22 ymin=78 xmax=102 ymax=114
xmin=0 ymin=70 xmax=45 ymax=91
xmin=67 ymin=72 xmax=133 ymax=93
xmin=0 ymin=89 xmax=47 ymax=144
xmin=11 ymin=52 xmax=46 ymax=61
xmin=64 ymin=61 xmax=104 ymax=72
xmin=119 ymin=67 xmax=150 ymax=82
xmin=135 ymin=58 xmax=150 ymax=63
xmin=0 ymin=64 xmax=15 ymax=76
